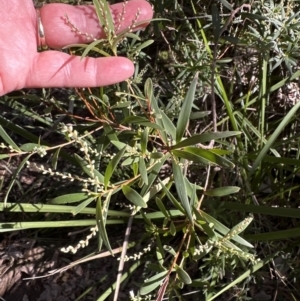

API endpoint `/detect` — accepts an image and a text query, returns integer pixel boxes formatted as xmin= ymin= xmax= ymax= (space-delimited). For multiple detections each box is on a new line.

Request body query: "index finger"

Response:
xmin=40 ymin=0 xmax=153 ymax=49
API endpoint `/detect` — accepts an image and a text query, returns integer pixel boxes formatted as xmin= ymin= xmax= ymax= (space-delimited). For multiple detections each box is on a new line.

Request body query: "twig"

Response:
xmin=113 ymin=214 xmax=134 ymax=301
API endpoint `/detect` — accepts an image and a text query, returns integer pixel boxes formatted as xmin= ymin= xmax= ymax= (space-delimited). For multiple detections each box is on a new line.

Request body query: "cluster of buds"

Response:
xmin=61 ymin=225 xmax=98 ymax=254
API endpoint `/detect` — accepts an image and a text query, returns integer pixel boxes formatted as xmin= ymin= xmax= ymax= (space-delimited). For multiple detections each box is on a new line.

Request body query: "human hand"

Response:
xmin=0 ymin=0 xmax=153 ymax=96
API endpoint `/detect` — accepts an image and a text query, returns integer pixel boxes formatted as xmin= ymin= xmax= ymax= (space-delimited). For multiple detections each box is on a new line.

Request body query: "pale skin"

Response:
xmin=0 ymin=0 xmax=153 ymax=96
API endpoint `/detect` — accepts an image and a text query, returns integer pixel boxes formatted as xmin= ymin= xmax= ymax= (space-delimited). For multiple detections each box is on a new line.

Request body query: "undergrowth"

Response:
xmin=1 ymin=0 xmax=300 ymax=300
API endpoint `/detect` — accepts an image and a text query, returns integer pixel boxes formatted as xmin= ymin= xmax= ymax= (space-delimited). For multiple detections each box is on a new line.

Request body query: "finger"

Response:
xmin=25 ymin=51 xmax=134 ymax=88
xmin=40 ymin=0 xmax=153 ymax=49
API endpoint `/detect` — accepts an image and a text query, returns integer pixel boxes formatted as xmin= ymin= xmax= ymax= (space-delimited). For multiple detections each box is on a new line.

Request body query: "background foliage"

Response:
xmin=1 ymin=0 xmax=300 ymax=300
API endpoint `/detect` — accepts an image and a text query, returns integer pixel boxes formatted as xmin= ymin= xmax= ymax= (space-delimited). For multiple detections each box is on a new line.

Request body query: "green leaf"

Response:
xmin=104 ymin=146 xmax=126 ymax=189
xmin=3 ymin=154 xmax=32 ymax=206
xmin=159 ymin=179 xmax=185 ymax=214
xmin=176 ymin=73 xmax=198 ymax=143
xmin=150 ymin=152 xmax=164 ymax=159
xmin=175 ymin=264 xmax=192 ymax=284
xmin=201 ymin=211 xmax=254 ymax=248
xmin=111 ymin=101 xmax=132 ymax=109
xmin=81 ymin=39 xmax=110 ymax=58
xmin=156 ymin=197 xmax=170 ymax=218
xmin=190 ymin=111 xmax=211 ymax=120
xmin=0 ymin=125 xmax=20 ymax=151
xmin=72 ymin=196 xmax=96 ymax=216
xmin=169 ymin=221 xmax=176 ymax=236
xmin=193 ymin=208 xmax=216 ymax=240
xmin=50 ymin=193 xmax=93 ymax=204
xmin=219 ymin=0 xmax=233 ymax=11
xmin=51 ymin=147 xmax=61 ymax=170
xmin=160 ymin=110 xmax=176 ymax=142
xmin=138 ymin=157 xmax=148 ymax=185
xmin=122 ymin=116 xmax=164 ymax=130
xmin=96 ymin=195 xmax=113 ymax=253
xmin=245 ymin=227 xmax=300 ymax=241
xmin=140 ymin=271 xmax=168 ymax=295
xmin=223 ymin=202 xmax=300 ymax=219
xmin=250 ymin=100 xmax=300 ymax=175
xmin=133 ymin=39 xmax=154 ymax=53
xmin=145 ymin=78 xmax=168 ymax=144
xmin=103 ymin=125 xmax=126 ymax=150
xmin=140 ymin=127 xmax=148 ymax=155
xmin=163 ymin=245 xmax=176 ymax=256
xmin=122 ymin=186 xmax=147 ymax=208
xmin=0 ymin=202 xmax=130 ymax=219
xmin=0 ymin=219 xmax=123 ymax=232
xmin=93 ymin=0 xmax=114 ymax=40
xmin=156 ymin=235 xmax=165 ymax=266
xmin=171 ymin=131 xmax=240 ymax=149
xmin=172 ymin=149 xmax=212 ymax=165
xmin=141 ymin=154 xmax=169 ymax=197
xmin=172 ymin=159 xmax=193 ymax=223
xmin=20 ymin=143 xmax=40 ymax=152
xmin=204 ymin=186 xmax=240 ymax=197
xmin=173 ymin=147 xmax=234 ymax=168
xmin=241 ymin=12 xmax=269 ymax=21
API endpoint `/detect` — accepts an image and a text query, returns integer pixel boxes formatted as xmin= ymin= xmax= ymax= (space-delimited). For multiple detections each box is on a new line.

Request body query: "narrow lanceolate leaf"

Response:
xmin=0 ymin=125 xmax=20 ymax=151
xmin=172 ymin=148 xmax=234 ymax=168
xmin=219 ymin=0 xmax=233 ymax=11
xmin=140 ymin=127 xmax=148 ymax=155
xmin=104 ymin=146 xmax=126 ymax=189
xmin=93 ymin=0 xmax=114 ymax=39
xmin=72 ymin=196 xmax=96 ymax=216
xmin=169 ymin=221 xmax=176 ymax=236
xmin=141 ymin=154 xmax=169 ymax=196
xmin=122 ymin=116 xmax=164 ymax=130
xmin=160 ymin=110 xmax=176 ymax=142
xmin=172 ymin=149 xmax=212 ymax=165
xmin=145 ymin=78 xmax=168 ymax=144
xmin=81 ymin=39 xmax=109 ymax=59
xmin=96 ymin=195 xmax=113 ymax=253
xmin=20 ymin=143 xmax=40 ymax=152
xmin=122 ymin=186 xmax=147 ymax=208
xmin=250 ymin=100 xmax=300 ymax=175
xmin=163 ymin=245 xmax=176 ymax=256
xmin=175 ymin=264 xmax=192 ymax=284
xmin=171 ymin=131 xmax=240 ymax=150
xmin=50 ymin=193 xmax=93 ymax=204
xmin=245 ymin=227 xmax=300 ymax=241
xmin=139 ymin=271 xmax=168 ymax=295
xmin=156 ymin=197 xmax=170 ymax=218
xmin=176 ymin=73 xmax=198 ymax=143
xmin=134 ymin=39 xmax=154 ymax=54
xmin=51 ymin=147 xmax=61 ymax=170
xmin=0 ymin=220 xmax=112 ymax=231
xmin=172 ymin=159 xmax=193 ymax=223
xmin=223 ymin=202 xmax=300 ymax=219
xmin=139 ymin=157 xmax=148 ymax=185
xmin=3 ymin=154 xmax=32 ymax=207
xmin=204 ymin=186 xmax=240 ymax=197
